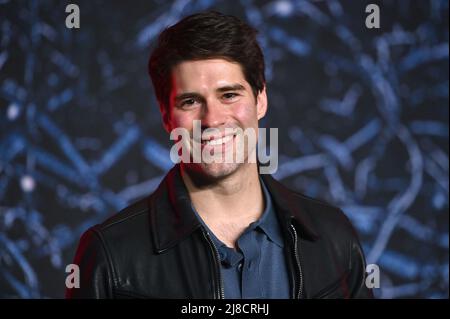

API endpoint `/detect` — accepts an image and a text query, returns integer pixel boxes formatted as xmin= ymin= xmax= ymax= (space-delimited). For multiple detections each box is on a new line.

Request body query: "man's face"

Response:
xmin=164 ymin=58 xmax=267 ymax=179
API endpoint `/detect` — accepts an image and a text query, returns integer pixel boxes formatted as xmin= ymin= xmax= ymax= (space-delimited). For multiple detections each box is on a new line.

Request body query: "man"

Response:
xmin=66 ymin=11 xmax=373 ymax=299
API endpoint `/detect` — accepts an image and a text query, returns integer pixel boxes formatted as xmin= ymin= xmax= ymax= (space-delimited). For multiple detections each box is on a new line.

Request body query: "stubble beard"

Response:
xmin=183 ymin=136 xmax=258 ymax=183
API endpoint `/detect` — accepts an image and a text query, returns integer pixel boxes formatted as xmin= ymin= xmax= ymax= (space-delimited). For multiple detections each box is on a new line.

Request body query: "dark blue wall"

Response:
xmin=0 ymin=0 xmax=448 ymax=298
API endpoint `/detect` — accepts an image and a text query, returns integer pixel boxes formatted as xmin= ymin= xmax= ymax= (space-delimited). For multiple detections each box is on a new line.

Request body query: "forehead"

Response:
xmin=170 ymin=59 xmax=249 ymax=92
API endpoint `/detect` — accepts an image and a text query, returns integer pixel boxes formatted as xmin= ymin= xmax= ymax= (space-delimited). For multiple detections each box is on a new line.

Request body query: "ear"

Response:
xmin=256 ymin=85 xmax=268 ymax=120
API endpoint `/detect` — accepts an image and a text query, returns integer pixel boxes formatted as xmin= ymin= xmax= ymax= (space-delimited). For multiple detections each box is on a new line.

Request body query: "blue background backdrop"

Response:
xmin=0 ymin=0 xmax=448 ymax=298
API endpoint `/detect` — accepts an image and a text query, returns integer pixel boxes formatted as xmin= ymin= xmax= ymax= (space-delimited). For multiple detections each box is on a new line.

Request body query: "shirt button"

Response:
xmin=238 ymin=262 xmax=243 ymax=272
xmin=219 ymin=251 xmax=226 ymax=260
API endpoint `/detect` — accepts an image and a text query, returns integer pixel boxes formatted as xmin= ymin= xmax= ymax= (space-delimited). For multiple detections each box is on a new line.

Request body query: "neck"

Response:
xmin=181 ymin=163 xmax=265 ymax=248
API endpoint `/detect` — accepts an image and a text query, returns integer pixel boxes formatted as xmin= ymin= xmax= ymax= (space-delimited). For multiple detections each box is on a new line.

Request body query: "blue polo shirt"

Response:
xmin=192 ymin=180 xmax=291 ymax=299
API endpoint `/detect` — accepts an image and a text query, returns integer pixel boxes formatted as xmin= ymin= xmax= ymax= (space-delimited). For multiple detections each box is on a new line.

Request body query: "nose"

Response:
xmin=200 ymin=99 xmax=226 ymax=129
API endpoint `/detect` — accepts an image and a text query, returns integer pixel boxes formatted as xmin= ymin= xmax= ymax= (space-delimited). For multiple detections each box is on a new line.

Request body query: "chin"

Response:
xmin=183 ymin=161 xmax=241 ymax=182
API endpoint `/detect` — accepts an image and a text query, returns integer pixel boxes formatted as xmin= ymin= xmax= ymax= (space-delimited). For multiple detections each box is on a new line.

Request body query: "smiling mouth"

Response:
xmin=202 ymin=134 xmax=234 ymax=146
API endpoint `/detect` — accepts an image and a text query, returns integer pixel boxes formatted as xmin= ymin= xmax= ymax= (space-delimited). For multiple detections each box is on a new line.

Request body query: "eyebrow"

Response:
xmin=216 ymin=84 xmax=246 ymax=93
xmin=175 ymin=84 xmax=246 ymax=102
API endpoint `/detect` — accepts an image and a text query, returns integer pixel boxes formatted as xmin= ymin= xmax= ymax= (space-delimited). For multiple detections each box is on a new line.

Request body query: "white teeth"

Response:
xmin=204 ymin=135 xmax=233 ymax=146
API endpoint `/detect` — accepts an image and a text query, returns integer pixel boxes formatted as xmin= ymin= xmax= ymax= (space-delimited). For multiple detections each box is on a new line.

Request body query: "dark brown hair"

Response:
xmin=148 ymin=11 xmax=265 ymax=111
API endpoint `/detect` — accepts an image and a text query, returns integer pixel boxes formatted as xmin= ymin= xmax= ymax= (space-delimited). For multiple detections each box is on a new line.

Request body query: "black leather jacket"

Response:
xmin=66 ymin=165 xmax=373 ymax=299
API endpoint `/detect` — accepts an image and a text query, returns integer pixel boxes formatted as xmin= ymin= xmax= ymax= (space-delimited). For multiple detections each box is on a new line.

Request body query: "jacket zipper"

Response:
xmin=202 ymin=225 xmax=301 ymax=299
xmin=290 ymin=223 xmax=304 ymax=299
xmin=202 ymin=230 xmax=225 ymax=299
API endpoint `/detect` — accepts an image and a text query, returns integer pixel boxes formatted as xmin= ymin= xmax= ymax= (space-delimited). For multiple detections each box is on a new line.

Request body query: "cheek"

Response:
xmin=169 ymin=111 xmax=196 ymax=130
xmin=232 ymin=101 xmax=258 ymax=126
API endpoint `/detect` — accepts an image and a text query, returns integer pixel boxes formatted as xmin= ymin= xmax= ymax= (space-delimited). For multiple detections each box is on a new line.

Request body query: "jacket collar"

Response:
xmin=149 ymin=165 xmax=201 ymax=253
xmin=149 ymin=165 xmax=319 ymax=253
xmin=260 ymin=173 xmax=319 ymax=241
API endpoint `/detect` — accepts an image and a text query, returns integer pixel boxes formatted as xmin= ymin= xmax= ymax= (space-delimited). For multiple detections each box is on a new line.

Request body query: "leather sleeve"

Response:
xmin=343 ymin=211 xmax=374 ymax=299
xmin=65 ymin=228 xmax=114 ymax=299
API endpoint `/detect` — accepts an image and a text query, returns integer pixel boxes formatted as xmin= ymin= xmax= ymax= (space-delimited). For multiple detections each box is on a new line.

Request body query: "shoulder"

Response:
xmin=293 ymin=192 xmax=362 ymax=254
xmin=265 ymin=174 xmax=359 ymax=244
xmin=296 ymin=191 xmax=353 ymax=227
xmin=97 ymin=197 xmax=149 ymax=231
xmin=80 ymin=196 xmax=153 ymax=252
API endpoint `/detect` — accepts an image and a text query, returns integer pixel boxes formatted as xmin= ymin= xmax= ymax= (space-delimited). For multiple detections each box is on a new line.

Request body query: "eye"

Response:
xmin=180 ymin=98 xmax=198 ymax=108
xmin=222 ymin=92 xmax=239 ymax=101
